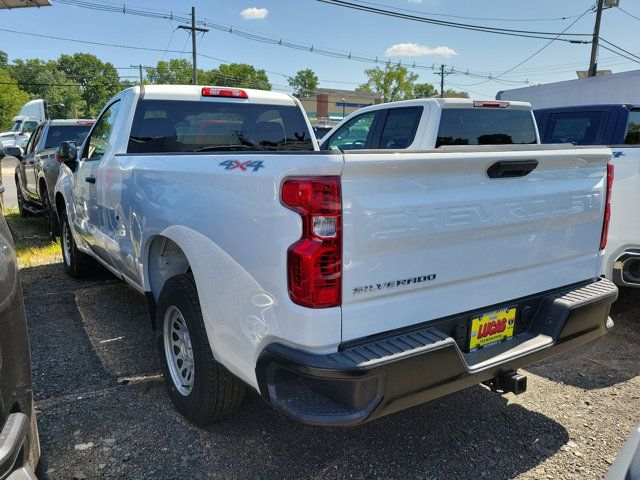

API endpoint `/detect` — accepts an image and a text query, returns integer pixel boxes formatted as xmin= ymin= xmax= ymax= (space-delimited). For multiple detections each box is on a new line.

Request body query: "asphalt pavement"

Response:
xmin=2 ymin=156 xmax=18 ymax=209
xmin=10 ymin=215 xmax=640 ymax=480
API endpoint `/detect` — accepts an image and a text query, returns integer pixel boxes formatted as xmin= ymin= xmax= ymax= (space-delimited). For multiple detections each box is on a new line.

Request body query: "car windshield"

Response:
xmin=11 ymin=120 xmax=22 ymax=132
xmin=44 ymin=125 xmax=93 ymax=149
xmin=127 ymin=99 xmax=314 ymax=153
xmin=436 ymin=108 xmax=537 ymax=147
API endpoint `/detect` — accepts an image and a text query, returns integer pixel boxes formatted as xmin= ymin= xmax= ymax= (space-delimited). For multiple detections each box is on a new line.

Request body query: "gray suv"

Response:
xmin=11 ymin=119 xmax=94 ymax=239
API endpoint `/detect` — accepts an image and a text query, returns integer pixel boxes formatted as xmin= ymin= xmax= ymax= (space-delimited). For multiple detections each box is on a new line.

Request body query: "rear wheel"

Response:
xmin=15 ymin=177 xmax=30 ymax=218
xmin=60 ymin=212 xmax=93 ymax=277
xmin=156 ymin=274 xmax=246 ymax=424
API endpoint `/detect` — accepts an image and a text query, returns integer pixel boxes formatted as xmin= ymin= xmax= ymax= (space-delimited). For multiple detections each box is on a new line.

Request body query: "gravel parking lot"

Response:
xmin=6 ymin=207 xmax=640 ymax=480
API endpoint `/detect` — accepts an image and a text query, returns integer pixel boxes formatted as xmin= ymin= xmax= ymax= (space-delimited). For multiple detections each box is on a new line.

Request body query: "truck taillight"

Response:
xmin=473 ymin=101 xmax=509 ymax=108
xmin=201 ymin=87 xmax=248 ymax=98
xmin=600 ymin=163 xmax=614 ymax=251
xmin=281 ymin=177 xmax=342 ymax=308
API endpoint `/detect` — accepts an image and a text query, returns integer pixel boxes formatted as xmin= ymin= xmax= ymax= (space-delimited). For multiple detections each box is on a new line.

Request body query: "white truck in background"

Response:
xmin=54 ymin=87 xmax=617 ymax=426
xmin=496 ymin=69 xmax=640 ymax=109
xmin=0 ymin=99 xmax=47 ymax=150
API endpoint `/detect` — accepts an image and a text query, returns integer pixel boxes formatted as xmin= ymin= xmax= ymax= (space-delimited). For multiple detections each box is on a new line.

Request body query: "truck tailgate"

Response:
xmin=340 ymin=145 xmax=611 ymax=341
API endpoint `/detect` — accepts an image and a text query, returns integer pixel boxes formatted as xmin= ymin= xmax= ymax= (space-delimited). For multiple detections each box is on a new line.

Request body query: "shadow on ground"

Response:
xmin=20 ymin=260 xmax=568 ymax=480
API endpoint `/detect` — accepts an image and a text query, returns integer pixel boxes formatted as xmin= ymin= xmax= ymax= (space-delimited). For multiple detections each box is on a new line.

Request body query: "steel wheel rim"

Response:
xmin=163 ymin=306 xmax=195 ymax=396
xmin=62 ymin=222 xmax=72 ymax=266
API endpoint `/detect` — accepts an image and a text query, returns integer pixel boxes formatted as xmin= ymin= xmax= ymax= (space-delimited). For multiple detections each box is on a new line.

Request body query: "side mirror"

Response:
xmin=56 ymin=141 xmax=78 ymax=171
xmin=5 ymin=146 xmax=24 ymax=160
xmin=0 ymin=145 xmax=5 ymax=161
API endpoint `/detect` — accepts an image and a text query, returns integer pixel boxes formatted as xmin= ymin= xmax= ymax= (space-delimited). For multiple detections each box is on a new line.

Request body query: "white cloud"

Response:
xmin=407 ymin=0 xmax=423 ymax=3
xmin=385 ymin=43 xmax=458 ymax=58
xmin=240 ymin=7 xmax=269 ymax=20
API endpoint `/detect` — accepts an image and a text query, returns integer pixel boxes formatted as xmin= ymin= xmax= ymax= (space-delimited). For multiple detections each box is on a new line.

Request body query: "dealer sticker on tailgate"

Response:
xmin=469 ymin=307 xmax=516 ymax=350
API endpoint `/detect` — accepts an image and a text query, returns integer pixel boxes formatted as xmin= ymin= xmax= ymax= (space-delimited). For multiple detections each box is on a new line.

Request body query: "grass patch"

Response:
xmin=3 ymin=207 xmax=61 ymax=267
xmin=15 ymin=242 xmax=61 ymax=267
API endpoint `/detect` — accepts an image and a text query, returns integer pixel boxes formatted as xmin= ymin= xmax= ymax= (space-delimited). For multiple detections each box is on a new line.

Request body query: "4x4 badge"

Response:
xmin=219 ymin=160 xmax=265 ymax=172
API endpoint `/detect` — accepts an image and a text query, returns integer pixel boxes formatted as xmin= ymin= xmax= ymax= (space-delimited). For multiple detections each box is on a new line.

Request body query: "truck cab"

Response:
xmin=535 ymin=104 xmax=640 ymax=287
xmin=0 ymin=100 xmax=47 ymax=150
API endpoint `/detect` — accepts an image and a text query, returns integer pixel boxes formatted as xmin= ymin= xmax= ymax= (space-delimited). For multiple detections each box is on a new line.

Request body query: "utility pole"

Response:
xmin=588 ymin=0 xmax=605 ymax=77
xmin=130 ymin=64 xmax=147 ymax=86
xmin=434 ymin=64 xmax=453 ymax=98
xmin=178 ymin=7 xmax=209 ymax=84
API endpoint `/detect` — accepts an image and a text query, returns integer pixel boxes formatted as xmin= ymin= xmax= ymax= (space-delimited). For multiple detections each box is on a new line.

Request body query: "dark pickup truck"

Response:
xmin=10 ymin=119 xmax=94 ymax=239
xmin=535 ymin=104 xmax=640 ymax=288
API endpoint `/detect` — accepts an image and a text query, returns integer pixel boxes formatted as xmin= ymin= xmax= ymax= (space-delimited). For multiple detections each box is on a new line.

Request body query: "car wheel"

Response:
xmin=15 ymin=177 xmax=30 ymax=218
xmin=60 ymin=212 xmax=93 ymax=277
xmin=156 ymin=273 xmax=246 ymax=424
xmin=42 ymin=188 xmax=59 ymax=240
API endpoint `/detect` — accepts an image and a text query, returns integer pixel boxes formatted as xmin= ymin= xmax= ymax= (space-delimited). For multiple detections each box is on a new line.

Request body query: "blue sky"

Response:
xmin=1 ymin=0 xmax=638 ymax=99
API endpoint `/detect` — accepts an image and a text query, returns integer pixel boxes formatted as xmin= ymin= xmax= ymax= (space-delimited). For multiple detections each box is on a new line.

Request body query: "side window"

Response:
xmin=26 ymin=126 xmax=42 ymax=154
xmin=545 ymin=111 xmax=605 ymax=145
xmin=379 ymin=107 xmax=422 ymax=149
xmin=84 ymin=100 xmax=121 ymax=160
xmin=22 ymin=121 xmax=38 ymax=134
xmin=624 ymin=111 xmax=640 ymax=145
xmin=326 ymin=111 xmax=376 ymax=151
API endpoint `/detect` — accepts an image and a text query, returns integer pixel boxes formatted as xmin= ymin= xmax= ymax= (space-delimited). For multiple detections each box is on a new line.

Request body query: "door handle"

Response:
xmin=85 ymin=176 xmax=96 ymax=184
xmin=487 ymin=160 xmax=538 ymax=179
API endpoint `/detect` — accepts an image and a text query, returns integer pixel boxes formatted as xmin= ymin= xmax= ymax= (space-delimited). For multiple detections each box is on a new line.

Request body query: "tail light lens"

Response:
xmin=281 ymin=177 xmax=342 ymax=308
xmin=600 ymin=163 xmax=614 ymax=251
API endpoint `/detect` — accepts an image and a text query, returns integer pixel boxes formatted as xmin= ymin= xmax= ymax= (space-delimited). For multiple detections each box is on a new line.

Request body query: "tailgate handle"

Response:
xmin=487 ymin=160 xmax=538 ymax=179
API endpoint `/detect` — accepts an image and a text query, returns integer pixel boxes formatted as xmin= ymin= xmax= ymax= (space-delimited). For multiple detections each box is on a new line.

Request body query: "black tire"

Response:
xmin=156 ymin=273 xmax=246 ymax=424
xmin=60 ymin=212 xmax=94 ymax=277
xmin=15 ymin=176 xmax=30 ymax=218
xmin=42 ymin=187 xmax=59 ymax=240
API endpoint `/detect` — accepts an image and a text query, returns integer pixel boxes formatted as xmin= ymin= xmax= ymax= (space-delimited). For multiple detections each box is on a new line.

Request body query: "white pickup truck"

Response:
xmin=54 ymin=86 xmax=617 ymax=426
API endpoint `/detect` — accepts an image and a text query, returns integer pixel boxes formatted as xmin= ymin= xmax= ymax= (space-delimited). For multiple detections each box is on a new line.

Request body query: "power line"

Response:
xmin=600 ymin=38 xmax=640 ymax=63
xmin=598 ymin=44 xmax=640 ymax=65
xmin=50 ymin=0 xmax=535 ymax=84
xmin=616 ymin=6 xmax=640 ymax=22
xmin=352 ymin=0 xmax=585 ymax=22
xmin=316 ymin=0 xmax=592 ymax=43
xmin=36 ymin=0 xmax=640 ymax=89
xmin=442 ymin=6 xmax=595 ymax=87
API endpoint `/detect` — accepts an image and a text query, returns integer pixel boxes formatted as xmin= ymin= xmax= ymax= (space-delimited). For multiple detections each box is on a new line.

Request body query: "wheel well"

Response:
xmin=147 ymin=236 xmax=191 ymax=303
xmin=55 ymin=193 xmax=66 ymax=219
xmin=39 ymin=177 xmax=47 ymax=200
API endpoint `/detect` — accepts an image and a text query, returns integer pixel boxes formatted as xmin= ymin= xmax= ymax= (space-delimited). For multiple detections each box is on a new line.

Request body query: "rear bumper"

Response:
xmin=256 ymin=278 xmax=618 ymax=426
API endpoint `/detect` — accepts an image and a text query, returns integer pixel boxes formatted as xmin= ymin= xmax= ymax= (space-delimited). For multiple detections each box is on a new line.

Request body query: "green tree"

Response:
xmin=205 ymin=63 xmax=271 ymax=90
xmin=145 ymin=59 xmax=194 ymax=85
xmin=287 ymin=69 xmax=318 ymax=98
xmin=443 ymin=88 xmax=470 ymax=98
xmin=9 ymin=58 xmax=50 ymax=92
xmin=0 ymin=50 xmax=8 ymax=69
xmin=413 ymin=82 xmax=438 ymax=98
xmin=9 ymin=59 xmax=86 ymax=119
xmin=357 ymin=65 xmax=418 ymax=103
xmin=35 ymin=69 xmax=85 ymax=119
xmin=0 ymin=71 xmax=29 ymax=130
xmin=57 ymin=53 xmax=121 ymax=115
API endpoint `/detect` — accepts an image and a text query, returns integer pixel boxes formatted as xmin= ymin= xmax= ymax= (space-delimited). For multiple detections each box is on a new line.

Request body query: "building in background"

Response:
xmin=300 ymin=88 xmax=382 ymax=124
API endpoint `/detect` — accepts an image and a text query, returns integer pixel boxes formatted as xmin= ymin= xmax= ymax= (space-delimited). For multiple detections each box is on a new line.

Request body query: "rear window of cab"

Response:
xmin=436 ymin=108 xmax=537 ymax=147
xmin=127 ymin=99 xmax=314 ymax=153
